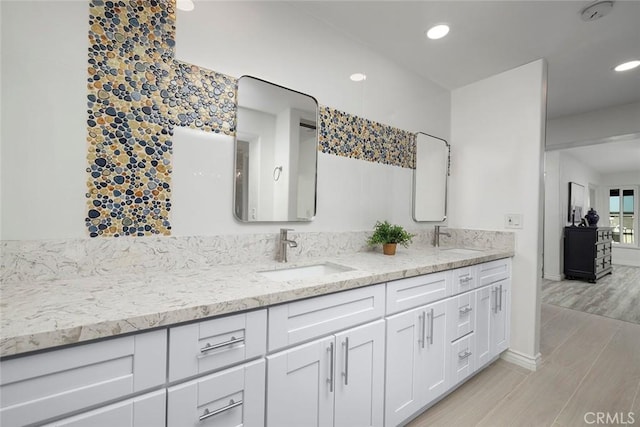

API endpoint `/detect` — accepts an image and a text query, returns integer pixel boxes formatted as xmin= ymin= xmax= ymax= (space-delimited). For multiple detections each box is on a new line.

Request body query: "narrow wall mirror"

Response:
xmin=234 ymin=76 xmax=318 ymax=222
xmin=413 ymin=132 xmax=450 ymax=222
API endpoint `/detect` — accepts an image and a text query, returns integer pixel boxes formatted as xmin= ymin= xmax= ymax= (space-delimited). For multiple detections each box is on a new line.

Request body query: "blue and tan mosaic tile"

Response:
xmin=318 ymin=106 xmax=416 ymax=169
xmin=85 ymin=0 xmax=415 ymax=237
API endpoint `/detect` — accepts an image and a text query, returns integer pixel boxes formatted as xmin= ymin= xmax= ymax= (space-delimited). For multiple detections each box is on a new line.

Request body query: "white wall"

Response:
xmin=1 ymin=1 xmax=89 ymax=240
xmin=449 ymin=60 xmax=547 ymax=369
xmin=546 ymin=102 xmax=640 ymax=150
xmin=1 ymin=1 xmax=450 ymax=240
xmin=543 ymin=151 xmax=603 ymax=279
xmin=170 ymin=1 xmax=450 ymax=235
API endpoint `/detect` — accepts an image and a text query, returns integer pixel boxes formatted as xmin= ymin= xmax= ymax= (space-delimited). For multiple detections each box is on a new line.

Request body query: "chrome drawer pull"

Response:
xmin=327 ymin=342 xmax=335 ymax=392
xmin=420 ymin=311 xmax=427 ymax=348
xmin=458 ymin=350 xmax=472 ymax=360
xmin=200 ymin=336 xmax=245 ymax=353
xmin=342 ymin=337 xmax=350 ymax=386
xmin=459 ymin=306 xmax=473 ymax=315
xmin=460 ymin=276 xmax=473 ymax=283
xmin=199 ymin=399 xmax=243 ymax=421
xmin=429 ymin=308 xmax=434 ymax=345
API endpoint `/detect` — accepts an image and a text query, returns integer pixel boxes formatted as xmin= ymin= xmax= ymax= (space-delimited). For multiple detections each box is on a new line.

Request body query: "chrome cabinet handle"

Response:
xmin=420 ymin=311 xmax=426 ymax=348
xmin=458 ymin=350 xmax=472 ymax=360
xmin=327 ymin=342 xmax=335 ymax=392
xmin=429 ymin=308 xmax=434 ymax=345
xmin=200 ymin=336 xmax=244 ymax=354
xmin=499 ymin=284 xmax=503 ymax=312
xmin=199 ymin=399 xmax=243 ymax=421
xmin=460 ymin=276 xmax=473 ymax=283
xmin=342 ymin=337 xmax=350 ymax=386
xmin=492 ymin=288 xmax=498 ymax=314
xmin=459 ymin=306 xmax=473 ymax=315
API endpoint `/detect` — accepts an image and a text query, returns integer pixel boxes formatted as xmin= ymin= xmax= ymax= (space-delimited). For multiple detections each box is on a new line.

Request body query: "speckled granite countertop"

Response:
xmin=0 ymin=245 xmax=513 ymax=358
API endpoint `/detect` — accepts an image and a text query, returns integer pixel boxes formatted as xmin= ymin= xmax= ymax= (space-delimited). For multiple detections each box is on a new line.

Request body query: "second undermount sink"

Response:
xmin=441 ymin=248 xmax=483 ymax=255
xmin=259 ymin=262 xmax=354 ymax=282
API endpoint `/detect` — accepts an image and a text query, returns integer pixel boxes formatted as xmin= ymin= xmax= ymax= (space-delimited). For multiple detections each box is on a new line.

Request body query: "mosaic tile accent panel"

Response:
xmin=163 ymin=60 xmax=237 ymax=134
xmin=85 ymin=0 xmax=236 ymax=237
xmin=319 ymin=105 xmax=416 ymax=169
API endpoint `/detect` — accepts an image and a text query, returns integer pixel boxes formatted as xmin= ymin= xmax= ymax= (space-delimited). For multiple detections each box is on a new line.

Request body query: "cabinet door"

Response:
xmin=384 ymin=308 xmax=425 ymax=427
xmin=42 ymin=390 xmax=165 ymax=427
xmin=167 ymin=359 xmax=265 ymax=427
xmin=475 ymin=286 xmax=492 ymax=368
xmin=266 ymin=337 xmax=334 ymax=427
xmin=334 ymin=320 xmax=385 ymax=427
xmin=422 ymin=300 xmax=450 ymax=404
xmin=491 ymin=279 xmax=510 ymax=355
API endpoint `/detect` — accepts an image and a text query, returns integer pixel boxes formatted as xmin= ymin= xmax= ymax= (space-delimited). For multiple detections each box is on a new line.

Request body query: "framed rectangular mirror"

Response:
xmin=413 ymin=132 xmax=450 ymax=222
xmin=234 ymin=76 xmax=318 ymax=222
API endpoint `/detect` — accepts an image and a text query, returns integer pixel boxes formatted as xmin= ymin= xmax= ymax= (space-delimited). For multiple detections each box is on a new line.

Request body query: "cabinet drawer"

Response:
xmin=41 ymin=389 xmax=166 ymax=427
xmin=595 ymin=255 xmax=612 ymax=274
xmin=451 ymin=333 xmax=475 ymax=385
xmin=0 ymin=330 xmax=166 ymax=427
xmin=386 ymin=272 xmax=448 ymax=315
xmin=450 ymin=266 xmax=477 ymax=295
xmin=167 ymin=359 xmax=265 ymax=427
xmin=447 ymin=292 xmax=475 ymax=342
xmin=597 ymin=229 xmax=613 ymax=243
xmin=268 ymin=284 xmax=385 ymax=352
xmin=169 ymin=309 xmax=266 ymax=382
xmin=478 ymin=258 xmax=511 ymax=287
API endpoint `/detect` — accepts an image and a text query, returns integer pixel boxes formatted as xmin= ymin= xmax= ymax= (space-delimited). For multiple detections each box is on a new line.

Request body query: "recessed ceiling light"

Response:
xmin=614 ymin=60 xmax=640 ymax=72
xmin=176 ymin=0 xmax=195 ymax=12
xmin=426 ymin=24 xmax=450 ymax=40
xmin=350 ymin=73 xmax=367 ymax=82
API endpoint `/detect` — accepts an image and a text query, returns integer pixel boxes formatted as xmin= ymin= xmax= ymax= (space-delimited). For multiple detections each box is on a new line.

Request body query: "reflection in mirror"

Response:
xmin=234 ymin=76 xmax=318 ymax=222
xmin=413 ymin=132 xmax=450 ymax=222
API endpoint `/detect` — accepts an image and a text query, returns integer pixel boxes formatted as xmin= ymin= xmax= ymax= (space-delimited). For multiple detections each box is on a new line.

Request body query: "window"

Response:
xmin=609 ymin=188 xmax=636 ymax=244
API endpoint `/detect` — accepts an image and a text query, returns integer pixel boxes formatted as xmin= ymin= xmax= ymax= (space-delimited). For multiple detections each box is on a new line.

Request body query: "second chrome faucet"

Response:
xmin=277 ymin=228 xmax=298 ymax=262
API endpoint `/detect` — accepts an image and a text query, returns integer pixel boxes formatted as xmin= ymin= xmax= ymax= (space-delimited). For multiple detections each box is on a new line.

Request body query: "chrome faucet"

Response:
xmin=434 ymin=225 xmax=451 ymax=247
xmin=277 ymin=228 xmax=298 ymax=262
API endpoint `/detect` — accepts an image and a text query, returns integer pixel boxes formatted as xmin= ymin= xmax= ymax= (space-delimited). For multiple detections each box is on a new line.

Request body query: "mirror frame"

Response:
xmin=412 ymin=132 xmax=451 ymax=223
xmin=233 ymin=75 xmax=319 ymax=223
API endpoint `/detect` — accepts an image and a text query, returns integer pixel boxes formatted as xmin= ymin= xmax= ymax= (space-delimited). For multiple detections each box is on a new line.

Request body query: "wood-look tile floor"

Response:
xmin=407 ymin=303 xmax=640 ymax=427
xmin=541 ymin=266 xmax=640 ymax=324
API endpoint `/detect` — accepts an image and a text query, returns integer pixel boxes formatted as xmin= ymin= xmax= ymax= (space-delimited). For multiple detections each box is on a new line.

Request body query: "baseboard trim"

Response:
xmin=543 ymin=273 xmax=562 ymax=281
xmin=501 ymin=349 xmax=541 ymax=371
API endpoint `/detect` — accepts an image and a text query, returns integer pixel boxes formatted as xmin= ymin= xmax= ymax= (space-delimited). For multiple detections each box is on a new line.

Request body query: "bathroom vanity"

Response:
xmin=0 ymin=246 xmax=512 ymax=427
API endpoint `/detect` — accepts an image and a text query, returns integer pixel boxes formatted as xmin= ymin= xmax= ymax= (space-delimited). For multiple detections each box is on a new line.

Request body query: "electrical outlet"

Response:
xmin=505 ymin=214 xmax=523 ymax=229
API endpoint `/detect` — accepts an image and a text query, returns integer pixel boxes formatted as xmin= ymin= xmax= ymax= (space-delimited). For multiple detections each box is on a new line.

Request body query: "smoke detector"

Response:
xmin=580 ymin=1 xmax=614 ymax=21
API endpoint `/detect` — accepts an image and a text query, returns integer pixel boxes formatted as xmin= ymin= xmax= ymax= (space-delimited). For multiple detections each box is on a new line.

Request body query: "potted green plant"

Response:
xmin=367 ymin=221 xmax=415 ymax=255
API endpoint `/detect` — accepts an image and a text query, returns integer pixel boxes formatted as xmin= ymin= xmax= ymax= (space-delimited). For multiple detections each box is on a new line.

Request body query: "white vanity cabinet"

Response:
xmin=266 ymin=285 xmax=386 ymax=427
xmin=0 ymin=330 xmax=167 ymax=427
xmin=385 ymin=299 xmax=449 ymax=427
xmin=475 ymin=259 xmax=511 ymax=369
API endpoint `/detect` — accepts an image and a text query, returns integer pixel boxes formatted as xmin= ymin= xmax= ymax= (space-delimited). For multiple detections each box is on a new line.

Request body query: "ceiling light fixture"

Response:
xmin=176 ymin=0 xmax=195 ymax=12
xmin=580 ymin=1 xmax=614 ymax=21
xmin=614 ymin=60 xmax=640 ymax=72
xmin=350 ymin=73 xmax=367 ymax=82
xmin=426 ymin=24 xmax=450 ymax=40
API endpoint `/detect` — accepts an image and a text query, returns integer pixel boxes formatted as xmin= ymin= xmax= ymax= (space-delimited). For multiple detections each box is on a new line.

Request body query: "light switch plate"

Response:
xmin=505 ymin=214 xmax=523 ymax=229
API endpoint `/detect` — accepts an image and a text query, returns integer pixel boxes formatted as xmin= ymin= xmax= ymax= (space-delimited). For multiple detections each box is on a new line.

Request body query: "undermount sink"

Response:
xmin=259 ymin=262 xmax=354 ymax=282
xmin=441 ymin=248 xmax=483 ymax=255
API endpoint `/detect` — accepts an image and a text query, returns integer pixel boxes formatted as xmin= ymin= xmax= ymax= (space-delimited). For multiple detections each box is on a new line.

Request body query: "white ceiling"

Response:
xmin=292 ymin=0 xmax=640 ymax=119
xmin=561 ymin=139 xmax=640 ymax=174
